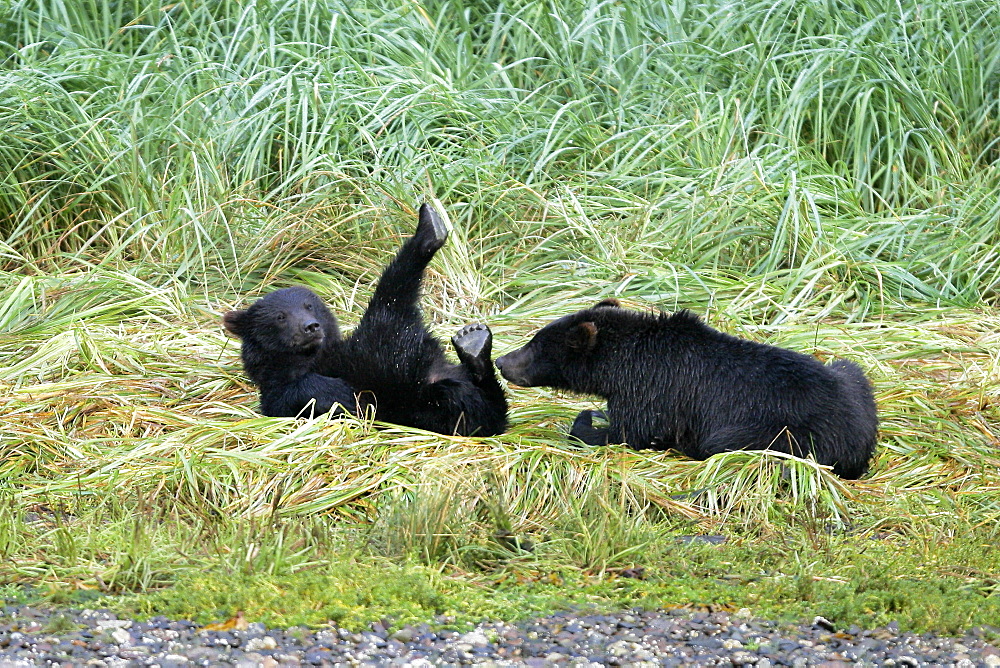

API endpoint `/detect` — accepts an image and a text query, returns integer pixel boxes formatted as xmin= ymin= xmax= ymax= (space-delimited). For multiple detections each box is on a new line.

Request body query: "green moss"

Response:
xmin=94 ymin=531 xmax=1000 ymax=633
xmin=117 ymin=562 xmax=450 ymax=630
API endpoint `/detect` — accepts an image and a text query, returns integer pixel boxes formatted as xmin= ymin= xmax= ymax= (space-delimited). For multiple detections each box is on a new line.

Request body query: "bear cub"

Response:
xmin=495 ymin=299 xmax=877 ymax=478
xmin=224 ymin=203 xmax=508 ymax=437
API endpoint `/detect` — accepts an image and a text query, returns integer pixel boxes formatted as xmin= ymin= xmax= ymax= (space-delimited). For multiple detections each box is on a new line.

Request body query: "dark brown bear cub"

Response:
xmin=495 ymin=299 xmax=877 ymax=478
xmin=224 ymin=203 xmax=508 ymax=437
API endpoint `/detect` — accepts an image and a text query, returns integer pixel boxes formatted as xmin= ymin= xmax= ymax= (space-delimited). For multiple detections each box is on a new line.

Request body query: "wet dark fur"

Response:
xmin=496 ymin=301 xmax=877 ymax=478
xmin=223 ymin=286 xmax=355 ymax=418
xmin=224 ymin=204 xmax=508 ymax=437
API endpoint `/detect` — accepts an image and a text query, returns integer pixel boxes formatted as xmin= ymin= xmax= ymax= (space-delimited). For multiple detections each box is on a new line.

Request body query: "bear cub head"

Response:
xmin=495 ymin=298 xmax=621 ymax=388
xmin=223 ymin=286 xmax=340 ymax=357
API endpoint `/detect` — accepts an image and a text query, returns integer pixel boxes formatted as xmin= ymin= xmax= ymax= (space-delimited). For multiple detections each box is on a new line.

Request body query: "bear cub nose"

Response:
xmin=302 ymin=320 xmax=320 ymax=334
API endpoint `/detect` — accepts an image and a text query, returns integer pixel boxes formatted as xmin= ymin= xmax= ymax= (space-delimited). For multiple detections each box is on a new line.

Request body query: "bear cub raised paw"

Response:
xmin=495 ymin=299 xmax=877 ymax=479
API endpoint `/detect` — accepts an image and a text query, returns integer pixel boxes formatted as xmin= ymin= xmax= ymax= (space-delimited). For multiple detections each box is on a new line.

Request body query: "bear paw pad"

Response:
xmin=452 ymin=322 xmax=493 ymax=379
xmin=415 ymin=203 xmax=449 ymax=256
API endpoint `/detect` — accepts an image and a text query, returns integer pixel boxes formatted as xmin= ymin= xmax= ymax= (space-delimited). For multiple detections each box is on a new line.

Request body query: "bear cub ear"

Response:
xmin=222 ymin=310 xmax=248 ymax=338
xmin=567 ymin=321 xmax=598 ymax=353
xmin=594 ymin=298 xmax=620 ymax=309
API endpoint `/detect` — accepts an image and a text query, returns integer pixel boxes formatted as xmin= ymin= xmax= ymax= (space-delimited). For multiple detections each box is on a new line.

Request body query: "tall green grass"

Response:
xmin=3 ymin=0 xmax=999 ymax=303
xmin=1 ymin=0 xmax=999 ymax=632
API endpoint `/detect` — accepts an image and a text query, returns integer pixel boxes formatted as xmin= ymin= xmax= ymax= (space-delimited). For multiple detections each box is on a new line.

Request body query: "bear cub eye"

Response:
xmin=304 ymin=302 xmax=313 ymax=310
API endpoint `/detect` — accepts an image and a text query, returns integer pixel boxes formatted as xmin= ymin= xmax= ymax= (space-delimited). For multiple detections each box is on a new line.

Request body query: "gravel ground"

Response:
xmin=1 ymin=605 xmax=998 ymax=667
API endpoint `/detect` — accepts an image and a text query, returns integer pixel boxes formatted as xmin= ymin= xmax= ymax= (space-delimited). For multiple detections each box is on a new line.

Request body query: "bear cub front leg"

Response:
xmin=569 ymin=409 xmax=610 ymax=446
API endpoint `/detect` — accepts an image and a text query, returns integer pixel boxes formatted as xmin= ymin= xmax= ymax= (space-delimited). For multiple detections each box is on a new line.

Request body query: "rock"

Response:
xmin=110 ymin=628 xmax=131 ymax=646
xmin=812 ymin=616 xmax=835 ymax=631
xmin=459 ymin=630 xmax=490 ymax=647
xmin=390 ymin=627 xmax=415 ymax=643
xmin=244 ymin=636 xmax=278 ymax=651
xmin=95 ymin=621 xmax=132 ymax=632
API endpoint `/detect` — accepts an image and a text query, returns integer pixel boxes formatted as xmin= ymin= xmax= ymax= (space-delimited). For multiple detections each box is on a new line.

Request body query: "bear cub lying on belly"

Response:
xmin=495 ymin=299 xmax=877 ymax=479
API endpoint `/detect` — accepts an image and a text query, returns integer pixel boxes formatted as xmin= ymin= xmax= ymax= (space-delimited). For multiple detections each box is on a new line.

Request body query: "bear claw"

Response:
xmin=452 ymin=322 xmax=493 ymax=380
xmin=415 ymin=202 xmax=449 ymax=256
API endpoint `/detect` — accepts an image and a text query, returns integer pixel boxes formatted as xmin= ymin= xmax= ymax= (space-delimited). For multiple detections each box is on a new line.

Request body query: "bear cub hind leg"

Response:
xmin=335 ymin=203 xmax=508 ymax=437
xmin=413 ymin=201 xmax=449 ymax=258
xmin=451 ymin=322 xmax=493 ymax=383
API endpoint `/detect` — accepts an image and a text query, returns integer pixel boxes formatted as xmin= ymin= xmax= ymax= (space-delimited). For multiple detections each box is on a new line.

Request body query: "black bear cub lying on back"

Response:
xmin=495 ymin=299 xmax=877 ymax=478
xmin=224 ymin=203 xmax=508 ymax=437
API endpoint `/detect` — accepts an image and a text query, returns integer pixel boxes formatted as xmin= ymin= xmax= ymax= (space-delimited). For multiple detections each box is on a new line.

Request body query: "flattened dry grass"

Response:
xmin=2 ymin=273 xmax=998 ymax=543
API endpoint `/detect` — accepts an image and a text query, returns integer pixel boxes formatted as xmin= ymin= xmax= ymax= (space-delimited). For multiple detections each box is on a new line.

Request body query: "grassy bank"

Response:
xmin=1 ymin=0 xmax=999 ymax=633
